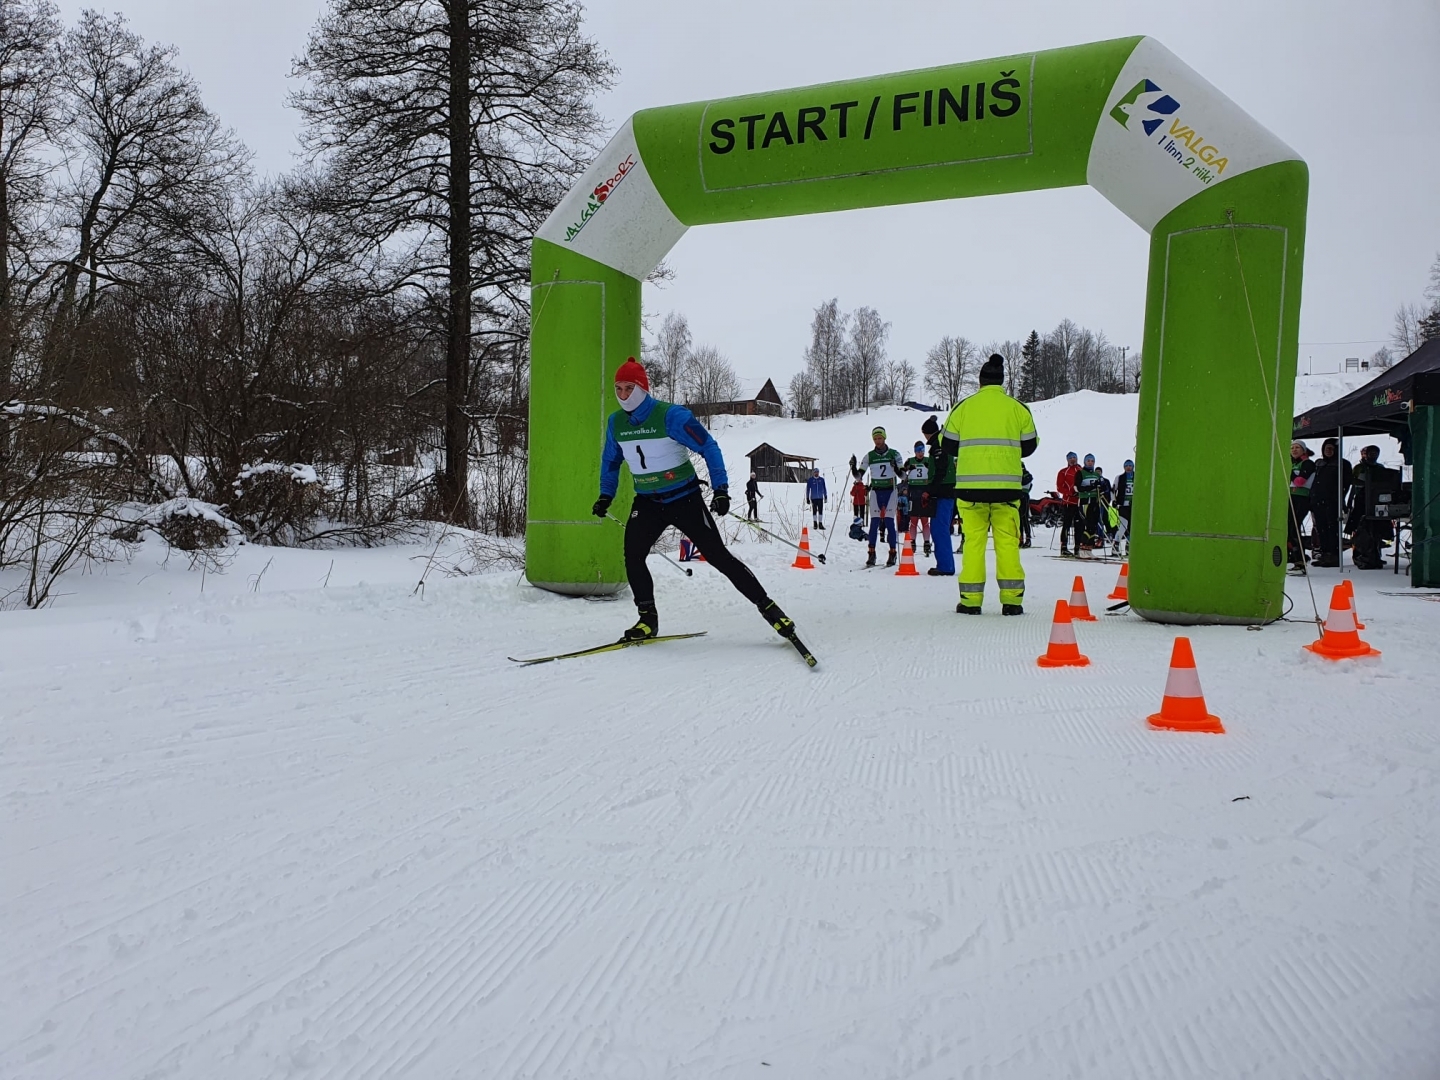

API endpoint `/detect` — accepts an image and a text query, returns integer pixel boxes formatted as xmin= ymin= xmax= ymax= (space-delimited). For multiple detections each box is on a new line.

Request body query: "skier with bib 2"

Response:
xmin=923 ymin=354 xmax=1038 ymax=615
xmin=593 ymin=359 xmax=801 ymax=647
xmin=850 ymin=427 xmax=905 ymax=567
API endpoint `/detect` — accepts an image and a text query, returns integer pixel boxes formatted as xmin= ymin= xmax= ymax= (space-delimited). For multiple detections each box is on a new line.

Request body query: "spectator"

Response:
xmin=1057 ymin=451 xmax=1081 ymax=556
xmin=1309 ymin=438 xmax=1350 ymax=567
xmin=1288 ymin=440 xmax=1315 ymax=571
xmin=805 ymin=468 xmax=827 ymax=530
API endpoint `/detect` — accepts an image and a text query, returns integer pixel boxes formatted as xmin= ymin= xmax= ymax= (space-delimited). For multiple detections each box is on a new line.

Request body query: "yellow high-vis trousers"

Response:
xmin=957 ymin=499 xmax=1025 ymax=609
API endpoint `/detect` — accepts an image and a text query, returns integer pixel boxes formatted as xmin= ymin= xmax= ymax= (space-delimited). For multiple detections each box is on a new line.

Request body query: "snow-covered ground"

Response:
xmin=3 ymin=384 xmax=1437 ymax=1080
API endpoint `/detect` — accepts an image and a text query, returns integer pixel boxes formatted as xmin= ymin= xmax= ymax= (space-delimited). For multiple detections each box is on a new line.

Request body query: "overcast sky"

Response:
xmin=56 ymin=0 xmax=1440 ymax=386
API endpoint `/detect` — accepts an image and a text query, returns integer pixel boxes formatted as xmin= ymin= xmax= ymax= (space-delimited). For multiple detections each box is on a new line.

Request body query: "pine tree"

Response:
xmin=1017 ymin=330 xmax=1040 ymax=401
xmin=292 ymin=0 xmax=614 ymax=523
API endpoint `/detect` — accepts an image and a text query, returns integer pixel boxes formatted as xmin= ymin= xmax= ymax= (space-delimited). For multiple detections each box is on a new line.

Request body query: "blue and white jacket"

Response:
xmin=600 ymin=395 xmax=729 ymax=503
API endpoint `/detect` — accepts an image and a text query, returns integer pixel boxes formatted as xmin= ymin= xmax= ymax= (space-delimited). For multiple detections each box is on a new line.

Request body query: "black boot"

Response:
xmin=886 ymin=547 xmax=898 ymax=568
xmin=623 ymin=604 xmax=658 ymax=641
xmin=956 ymin=602 xmax=981 ymax=615
xmin=923 ymin=540 xmax=932 ymax=557
xmin=759 ymin=599 xmax=796 ymax=639
xmin=1002 ymin=604 xmax=1024 ymax=616
xmin=865 ymin=547 xmax=876 ymax=567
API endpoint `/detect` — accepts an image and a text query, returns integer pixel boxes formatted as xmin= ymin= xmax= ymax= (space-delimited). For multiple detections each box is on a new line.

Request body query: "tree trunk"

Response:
xmin=441 ymin=0 xmax=472 ymax=524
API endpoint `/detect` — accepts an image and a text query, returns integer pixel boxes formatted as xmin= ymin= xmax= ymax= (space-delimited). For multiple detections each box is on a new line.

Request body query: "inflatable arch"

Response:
xmin=527 ymin=36 xmax=1307 ymax=624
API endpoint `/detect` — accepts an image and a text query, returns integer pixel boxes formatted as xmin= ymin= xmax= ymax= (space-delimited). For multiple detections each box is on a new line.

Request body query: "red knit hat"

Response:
xmin=614 ymin=357 xmax=649 ymax=391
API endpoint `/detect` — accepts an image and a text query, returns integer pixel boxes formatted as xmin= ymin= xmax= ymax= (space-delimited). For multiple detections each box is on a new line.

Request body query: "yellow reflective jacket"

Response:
xmin=941 ymin=385 xmax=1038 ymax=501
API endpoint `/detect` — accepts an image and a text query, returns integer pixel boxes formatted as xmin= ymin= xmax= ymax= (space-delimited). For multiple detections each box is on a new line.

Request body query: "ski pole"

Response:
xmin=606 ymin=512 xmax=692 ymax=577
xmin=732 ymin=515 xmax=828 ymax=564
xmin=820 ymin=469 xmax=846 ymax=559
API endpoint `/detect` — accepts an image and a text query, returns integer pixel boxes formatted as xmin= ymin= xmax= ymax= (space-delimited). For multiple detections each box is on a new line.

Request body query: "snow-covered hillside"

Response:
xmin=3 ymin=379 xmax=1437 ymax=1080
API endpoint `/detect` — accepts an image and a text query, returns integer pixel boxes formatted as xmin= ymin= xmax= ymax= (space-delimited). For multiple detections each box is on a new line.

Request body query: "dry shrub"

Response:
xmin=231 ymin=463 xmax=323 ymax=544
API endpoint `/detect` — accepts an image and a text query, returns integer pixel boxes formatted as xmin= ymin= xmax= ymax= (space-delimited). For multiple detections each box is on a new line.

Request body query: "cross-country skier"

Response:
xmin=744 ymin=471 xmax=762 ymax=521
xmin=851 ymin=427 xmax=904 ymax=567
xmin=1112 ymin=459 xmax=1136 ymax=555
xmin=592 ymin=358 xmax=800 ymax=645
xmin=1077 ymin=453 xmax=1103 ymax=554
xmin=806 ymin=468 xmax=827 ymax=529
xmin=903 ymin=440 xmax=934 ymax=557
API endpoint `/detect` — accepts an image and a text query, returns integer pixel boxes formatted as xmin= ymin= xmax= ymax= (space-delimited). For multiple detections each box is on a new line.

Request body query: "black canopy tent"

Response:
xmin=1293 ymin=337 xmax=1440 ymax=439
xmin=1292 ymin=338 xmax=1440 ymax=586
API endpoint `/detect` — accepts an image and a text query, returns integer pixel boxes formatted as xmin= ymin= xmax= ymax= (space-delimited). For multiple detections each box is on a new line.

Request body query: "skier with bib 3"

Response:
xmin=923 ymin=354 xmax=1037 ymax=615
xmin=593 ymin=359 xmax=801 ymax=649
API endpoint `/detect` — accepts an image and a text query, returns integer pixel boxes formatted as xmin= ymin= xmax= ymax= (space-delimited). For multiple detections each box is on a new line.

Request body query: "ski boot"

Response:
xmin=865 ymin=547 xmax=877 ymax=567
xmin=759 ymin=599 xmax=796 ymax=640
xmin=956 ymin=603 xmax=981 ymax=615
xmin=886 ymin=547 xmax=898 ymax=568
xmin=923 ymin=540 xmax=932 ymax=557
xmin=1060 ymin=546 xmax=1074 ymax=558
xmin=623 ymin=604 xmax=658 ymax=641
xmin=927 ymin=568 xmax=953 ymax=577
xmin=1002 ymin=604 xmax=1024 ymax=616
xmin=815 ymin=520 xmax=825 ymax=530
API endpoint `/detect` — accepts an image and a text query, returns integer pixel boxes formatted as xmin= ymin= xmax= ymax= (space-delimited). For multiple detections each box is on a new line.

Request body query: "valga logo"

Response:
xmin=564 ymin=154 xmax=636 ymax=242
xmin=1111 ymin=78 xmax=1229 ymax=185
xmin=1110 ymin=79 xmax=1180 ymax=136
xmin=1373 ymin=387 xmax=1404 ymax=407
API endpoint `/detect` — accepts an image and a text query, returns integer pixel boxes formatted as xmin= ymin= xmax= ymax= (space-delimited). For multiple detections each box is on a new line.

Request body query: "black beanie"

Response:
xmin=979 ymin=354 xmax=1004 ymax=386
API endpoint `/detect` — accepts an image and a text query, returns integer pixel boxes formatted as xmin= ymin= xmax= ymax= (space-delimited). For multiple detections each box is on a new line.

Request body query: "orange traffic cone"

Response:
xmin=791 ymin=526 xmax=815 ymax=570
xmin=1037 ymin=600 xmax=1090 ymax=667
xmin=1339 ymin=578 xmax=1364 ymax=629
xmin=1304 ymin=584 xmax=1380 ymax=659
xmin=1147 ymin=637 xmax=1224 ymax=733
xmin=1068 ymin=575 xmax=1096 ymax=621
xmin=1108 ymin=562 xmax=1129 ymax=602
xmin=894 ymin=538 xmax=919 ymax=576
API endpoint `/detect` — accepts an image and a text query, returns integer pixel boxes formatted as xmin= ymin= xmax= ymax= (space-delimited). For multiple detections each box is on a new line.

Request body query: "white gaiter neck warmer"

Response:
xmin=618 ymin=386 xmax=648 ymax=413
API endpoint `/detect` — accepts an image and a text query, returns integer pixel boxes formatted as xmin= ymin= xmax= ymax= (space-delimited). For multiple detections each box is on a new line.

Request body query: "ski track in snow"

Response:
xmin=3 ymin=411 xmax=1439 ymax=1078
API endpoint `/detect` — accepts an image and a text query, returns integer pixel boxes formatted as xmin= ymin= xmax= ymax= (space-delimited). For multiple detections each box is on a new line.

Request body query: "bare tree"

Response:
xmin=786 ymin=368 xmax=817 ymax=418
xmin=881 ymin=358 xmax=916 ymax=404
xmin=647 ymin=310 xmax=690 ymax=400
xmin=847 ymin=305 xmax=889 ymax=409
xmin=682 ymin=343 xmax=740 ymax=417
xmin=923 ymin=334 xmax=975 ymax=408
xmin=292 ymin=0 xmax=616 ymax=523
xmin=0 ymin=0 xmax=61 ymax=392
xmin=802 ymin=298 xmax=848 ymax=418
xmin=51 ymin=11 xmax=247 ymax=345
xmin=1392 ymin=302 xmax=1424 ymax=356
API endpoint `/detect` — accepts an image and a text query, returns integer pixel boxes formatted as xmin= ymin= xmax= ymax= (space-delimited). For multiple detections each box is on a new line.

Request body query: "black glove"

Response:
xmin=849 ymin=454 xmax=858 ymax=473
xmin=921 ymin=414 xmax=939 ymax=438
xmin=710 ymin=487 xmax=730 ymax=517
xmin=592 ymin=494 xmax=612 ymax=518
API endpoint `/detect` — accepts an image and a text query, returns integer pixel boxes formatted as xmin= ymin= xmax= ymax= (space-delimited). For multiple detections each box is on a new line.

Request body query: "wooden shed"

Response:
xmin=745 ymin=443 xmax=817 ymax=483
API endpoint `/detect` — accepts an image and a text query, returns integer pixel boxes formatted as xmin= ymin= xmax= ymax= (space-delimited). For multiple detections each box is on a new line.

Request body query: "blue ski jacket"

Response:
xmin=600 ymin=394 xmax=728 ymax=502
xmin=805 ymin=476 xmax=827 ymax=501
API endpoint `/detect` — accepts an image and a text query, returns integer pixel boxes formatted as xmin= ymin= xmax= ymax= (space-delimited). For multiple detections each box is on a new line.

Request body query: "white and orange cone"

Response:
xmin=791 ymin=527 xmax=815 ymax=570
xmin=895 ymin=538 xmax=919 ymax=577
xmin=1068 ymin=575 xmax=1096 ymax=621
xmin=1339 ymin=578 xmax=1364 ymax=629
xmin=1147 ymin=637 xmax=1224 ymax=734
xmin=1037 ymin=600 xmax=1090 ymax=668
xmin=1108 ymin=562 xmax=1129 ymax=602
xmin=1304 ymin=584 xmax=1380 ymax=660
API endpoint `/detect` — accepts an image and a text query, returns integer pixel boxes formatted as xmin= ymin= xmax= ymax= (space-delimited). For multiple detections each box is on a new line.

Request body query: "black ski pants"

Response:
xmin=625 ymin=489 xmax=770 ymax=609
xmin=1060 ymin=503 xmax=1080 ymax=549
xmin=1312 ymin=497 xmax=1341 ymax=561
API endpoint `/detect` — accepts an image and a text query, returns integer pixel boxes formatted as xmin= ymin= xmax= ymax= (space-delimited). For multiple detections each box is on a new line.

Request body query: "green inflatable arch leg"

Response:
xmin=527 ymin=35 xmax=1308 ymax=623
